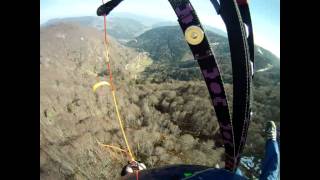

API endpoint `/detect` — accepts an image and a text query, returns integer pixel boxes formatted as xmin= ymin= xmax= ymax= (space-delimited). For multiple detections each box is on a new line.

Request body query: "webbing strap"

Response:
xmin=210 ymin=0 xmax=253 ymax=167
xmin=168 ymin=0 xmax=237 ymax=171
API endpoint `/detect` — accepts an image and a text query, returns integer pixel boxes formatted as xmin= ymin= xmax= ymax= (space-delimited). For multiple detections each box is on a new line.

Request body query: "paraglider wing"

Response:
xmin=97 ymin=0 xmax=124 ymax=16
xmin=93 ymin=81 xmax=110 ymax=92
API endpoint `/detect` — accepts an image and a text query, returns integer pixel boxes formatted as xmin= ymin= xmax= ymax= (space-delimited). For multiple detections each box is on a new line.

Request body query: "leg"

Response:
xmin=235 ymin=167 xmax=243 ymax=176
xmin=259 ymin=139 xmax=279 ymax=180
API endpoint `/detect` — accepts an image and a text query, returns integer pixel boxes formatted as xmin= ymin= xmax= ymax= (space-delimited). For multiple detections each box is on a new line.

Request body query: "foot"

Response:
xmin=265 ymin=121 xmax=277 ymax=141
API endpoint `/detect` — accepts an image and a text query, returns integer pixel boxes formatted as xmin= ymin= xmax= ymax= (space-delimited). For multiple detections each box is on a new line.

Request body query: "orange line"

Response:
xmin=100 ymin=0 xmax=136 ymax=163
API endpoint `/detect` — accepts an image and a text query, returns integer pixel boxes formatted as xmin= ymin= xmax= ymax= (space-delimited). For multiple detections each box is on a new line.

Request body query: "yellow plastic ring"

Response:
xmin=184 ymin=26 xmax=204 ymax=45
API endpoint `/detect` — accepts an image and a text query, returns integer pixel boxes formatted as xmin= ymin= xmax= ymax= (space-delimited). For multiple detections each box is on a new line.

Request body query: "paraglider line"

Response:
xmin=96 ymin=2 xmax=137 ymax=176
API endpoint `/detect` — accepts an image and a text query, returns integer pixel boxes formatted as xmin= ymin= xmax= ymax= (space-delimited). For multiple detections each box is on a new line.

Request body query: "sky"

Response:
xmin=40 ymin=0 xmax=280 ymax=58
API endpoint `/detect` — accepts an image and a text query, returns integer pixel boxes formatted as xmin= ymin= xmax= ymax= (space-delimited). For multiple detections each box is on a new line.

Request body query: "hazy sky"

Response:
xmin=40 ymin=0 xmax=280 ymax=58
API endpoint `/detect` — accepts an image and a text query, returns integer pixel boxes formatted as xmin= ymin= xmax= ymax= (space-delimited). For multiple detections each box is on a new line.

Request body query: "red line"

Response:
xmin=103 ymin=15 xmax=108 ymax=44
xmin=100 ymin=1 xmax=137 ymax=180
xmin=136 ymin=171 xmax=139 ymax=180
xmin=101 ymin=2 xmax=114 ymax=91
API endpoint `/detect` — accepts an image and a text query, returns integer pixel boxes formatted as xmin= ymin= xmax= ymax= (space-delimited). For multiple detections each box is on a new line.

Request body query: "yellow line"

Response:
xmin=99 ymin=16 xmax=136 ymax=163
xmin=111 ymin=90 xmax=135 ymax=161
xmin=98 ymin=143 xmax=127 ymax=153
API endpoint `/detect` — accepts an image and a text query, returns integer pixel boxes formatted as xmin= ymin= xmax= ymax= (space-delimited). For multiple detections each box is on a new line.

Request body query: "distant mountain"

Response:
xmin=107 ymin=17 xmax=147 ymax=41
xmin=150 ymin=21 xmax=227 ymax=37
xmin=152 ymin=21 xmax=178 ymax=28
xmin=43 ymin=16 xmax=147 ymax=42
xmin=43 ymin=15 xmax=229 ymax=42
xmin=127 ymin=25 xmax=279 ymax=86
xmin=127 ymin=25 xmax=279 ymax=66
xmin=204 ymin=25 xmax=227 ymax=37
xmin=127 ymin=26 xmax=189 ymax=63
xmin=44 ymin=16 xmax=103 ymax=29
xmin=43 ymin=16 xmax=279 ymax=85
xmin=40 ymin=22 xmax=149 ymax=82
xmin=110 ymin=12 xmax=166 ymax=26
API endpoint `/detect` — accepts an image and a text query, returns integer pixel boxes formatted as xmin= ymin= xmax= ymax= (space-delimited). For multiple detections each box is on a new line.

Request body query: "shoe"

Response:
xmin=265 ymin=121 xmax=277 ymax=141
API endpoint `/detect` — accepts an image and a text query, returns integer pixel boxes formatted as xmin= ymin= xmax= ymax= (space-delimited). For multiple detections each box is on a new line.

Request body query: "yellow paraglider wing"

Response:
xmin=93 ymin=81 xmax=110 ymax=92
